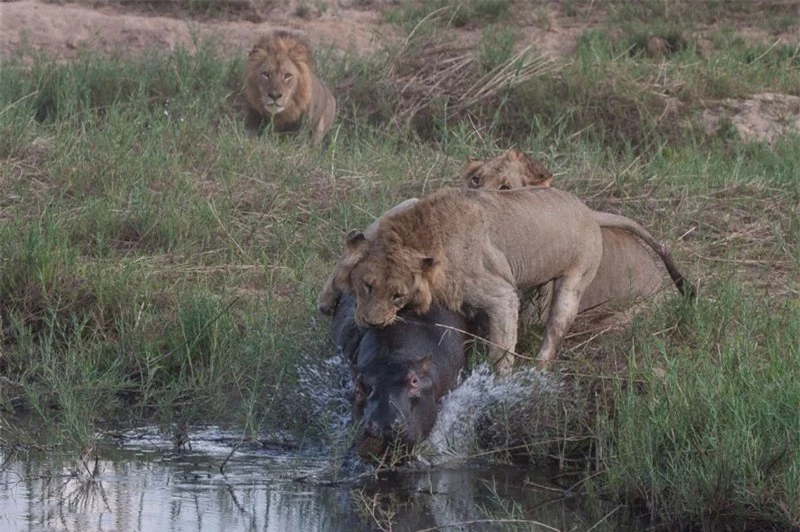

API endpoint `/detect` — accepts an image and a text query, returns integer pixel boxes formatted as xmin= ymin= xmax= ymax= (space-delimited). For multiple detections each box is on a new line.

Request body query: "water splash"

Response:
xmin=293 ymin=349 xmax=356 ymax=441
xmin=424 ymin=363 xmax=563 ymax=463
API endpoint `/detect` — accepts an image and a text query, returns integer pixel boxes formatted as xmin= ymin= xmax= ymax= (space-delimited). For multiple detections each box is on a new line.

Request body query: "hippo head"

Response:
xmin=353 ymin=356 xmax=438 ymax=462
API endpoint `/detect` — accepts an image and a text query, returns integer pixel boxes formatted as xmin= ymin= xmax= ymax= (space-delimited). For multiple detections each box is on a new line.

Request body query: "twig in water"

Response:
xmin=585 ymin=504 xmax=624 ymax=532
xmin=219 ymin=439 xmax=243 ymax=475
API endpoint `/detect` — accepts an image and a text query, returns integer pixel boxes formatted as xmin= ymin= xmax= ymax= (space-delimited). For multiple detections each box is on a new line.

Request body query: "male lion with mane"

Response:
xmin=245 ymin=29 xmax=337 ymax=144
xmin=341 ymin=187 xmax=606 ymax=374
xmin=462 ymin=149 xmax=695 ymax=316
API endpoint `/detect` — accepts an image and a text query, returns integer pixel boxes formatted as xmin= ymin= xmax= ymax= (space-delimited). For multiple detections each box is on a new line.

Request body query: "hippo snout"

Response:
xmin=363 ymin=419 xmax=384 ymax=439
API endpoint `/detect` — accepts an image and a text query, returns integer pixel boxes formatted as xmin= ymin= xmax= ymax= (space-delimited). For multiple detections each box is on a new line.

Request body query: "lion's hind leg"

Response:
xmin=536 ymin=268 xmax=596 ymax=369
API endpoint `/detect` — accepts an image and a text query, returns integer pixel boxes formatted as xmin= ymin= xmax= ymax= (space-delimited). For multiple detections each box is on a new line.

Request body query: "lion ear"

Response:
xmin=346 ymin=230 xmax=366 ymax=250
xmin=287 ymin=35 xmax=313 ymax=66
xmin=524 ymin=159 xmax=555 ymax=187
xmin=248 ymin=45 xmax=264 ymax=59
xmin=462 ymin=158 xmax=484 ymax=180
xmin=508 ymin=149 xmax=525 ymax=161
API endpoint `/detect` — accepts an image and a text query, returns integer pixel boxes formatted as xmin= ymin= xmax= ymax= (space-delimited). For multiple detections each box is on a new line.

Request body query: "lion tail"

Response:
xmin=590 ymin=211 xmax=696 ymax=299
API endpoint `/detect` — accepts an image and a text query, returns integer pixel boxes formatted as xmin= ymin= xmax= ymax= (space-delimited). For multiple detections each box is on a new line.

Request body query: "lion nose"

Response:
xmin=268 ymin=91 xmax=282 ymax=100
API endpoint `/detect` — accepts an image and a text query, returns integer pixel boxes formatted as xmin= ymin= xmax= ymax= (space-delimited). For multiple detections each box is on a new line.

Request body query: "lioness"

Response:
xmin=341 ymin=187 xmax=606 ymax=374
xmin=245 ymin=29 xmax=337 ymax=144
xmin=462 ymin=149 xmax=553 ymax=190
xmin=462 ymin=149 xmax=695 ymax=313
xmin=318 ymin=199 xmax=419 ymax=315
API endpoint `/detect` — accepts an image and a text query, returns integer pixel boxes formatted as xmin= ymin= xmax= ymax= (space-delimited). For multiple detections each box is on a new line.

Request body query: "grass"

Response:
xmin=385 ymin=0 xmax=510 ymax=32
xmin=600 ymin=282 xmax=800 ymax=528
xmin=1 ymin=2 xmax=799 ymax=529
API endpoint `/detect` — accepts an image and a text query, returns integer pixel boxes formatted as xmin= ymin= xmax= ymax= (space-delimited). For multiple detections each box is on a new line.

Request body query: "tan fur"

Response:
xmin=462 ymin=149 xmax=553 ymax=190
xmin=245 ymin=29 xmax=337 ymax=144
xmin=463 ymin=150 xmax=695 ymax=314
xmin=317 ymin=199 xmax=419 ymax=314
xmin=342 ymin=187 xmax=605 ymax=374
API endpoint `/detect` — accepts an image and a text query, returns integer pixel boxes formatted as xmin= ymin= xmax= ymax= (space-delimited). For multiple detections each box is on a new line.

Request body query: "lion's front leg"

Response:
xmin=480 ymin=283 xmax=520 ymax=377
xmin=245 ymin=108 xmax=265 ymax=138
xmin=317 ymin=270 xmax=340 ymax=314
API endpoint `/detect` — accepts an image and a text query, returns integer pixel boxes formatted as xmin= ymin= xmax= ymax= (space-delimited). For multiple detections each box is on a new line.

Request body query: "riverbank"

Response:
xmin=1 ymin=1 xmax=799 ymax=529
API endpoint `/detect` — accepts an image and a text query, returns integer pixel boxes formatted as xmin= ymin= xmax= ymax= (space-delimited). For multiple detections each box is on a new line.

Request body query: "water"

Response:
xmin=1 ymin=358 xmax=640 ymax=532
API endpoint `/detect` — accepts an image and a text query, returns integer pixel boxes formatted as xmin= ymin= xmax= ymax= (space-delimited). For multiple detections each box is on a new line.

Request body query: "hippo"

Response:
xmin=331 ymin=294 xmax=473 ymax=462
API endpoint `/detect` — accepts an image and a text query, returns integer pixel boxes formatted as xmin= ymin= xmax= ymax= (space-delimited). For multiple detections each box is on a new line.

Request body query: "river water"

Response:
xmin=1 ymin=363 xmax=641 ymax=531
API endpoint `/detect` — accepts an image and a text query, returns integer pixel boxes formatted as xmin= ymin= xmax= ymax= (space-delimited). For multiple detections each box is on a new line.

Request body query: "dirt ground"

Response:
xmin=0 ymin=0 xmax=388 ymax=58
xmin=0 ymin=0 xmax=590 ymax=60
xmin=2 ymin=0 xmax=800 ymax=141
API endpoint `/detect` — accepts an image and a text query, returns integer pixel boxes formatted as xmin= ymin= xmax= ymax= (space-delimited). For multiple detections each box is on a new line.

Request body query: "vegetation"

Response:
xmin=1 ymin=0 xmax=799 ymax=529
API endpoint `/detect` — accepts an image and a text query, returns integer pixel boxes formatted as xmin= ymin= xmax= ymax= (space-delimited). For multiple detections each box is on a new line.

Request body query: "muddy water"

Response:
xmin=1 ymin=363 xmax=640 ymax=532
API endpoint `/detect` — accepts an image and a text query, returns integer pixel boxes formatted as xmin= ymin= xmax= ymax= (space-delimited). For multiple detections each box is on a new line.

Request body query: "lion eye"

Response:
xmin=499 ymin=184 xmax=510 ymax=190
xmin=471 ymin=175 xmax=481 ymax=186
xmin=261 ymin=72 xmax=270 ymax=79
xmin=284 ymin=73 xmax=292 ymax=81
xmin=392 ymin=293 xmax=405 ymax=306
xmin=363 ymin=282 xmax=373 ymax=295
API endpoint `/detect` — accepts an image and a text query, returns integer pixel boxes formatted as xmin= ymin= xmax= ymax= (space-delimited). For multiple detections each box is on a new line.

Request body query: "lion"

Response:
xmin=462 ymin=149 xmax=695 ymax=316
xmin=245 ymin=29 xmax=337 ymax=144
xmin=340 ymin=187 xmax=607 ymax=374
xmin=317 ymin=198 xmax=419 ymax=315
xmin=316 ymin=152 xmax=552 ymax=315
xmin=462 ymin=149 xmax=553 ymax=190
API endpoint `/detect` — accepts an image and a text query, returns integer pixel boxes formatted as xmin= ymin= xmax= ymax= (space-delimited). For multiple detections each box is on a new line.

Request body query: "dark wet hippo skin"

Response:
xmin=331 ymin=294 xmax=472 ymax=462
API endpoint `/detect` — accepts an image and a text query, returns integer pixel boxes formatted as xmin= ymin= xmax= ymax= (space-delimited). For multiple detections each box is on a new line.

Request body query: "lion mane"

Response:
xmin=245 ymin=29 xmax=337 ymax=144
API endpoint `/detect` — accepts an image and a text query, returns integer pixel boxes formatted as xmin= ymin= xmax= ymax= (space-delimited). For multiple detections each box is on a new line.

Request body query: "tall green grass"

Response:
xmin=0 ymin=7 xmax=799 ymax=526
xmin=601 ymin=281 xmax=800 ymax=529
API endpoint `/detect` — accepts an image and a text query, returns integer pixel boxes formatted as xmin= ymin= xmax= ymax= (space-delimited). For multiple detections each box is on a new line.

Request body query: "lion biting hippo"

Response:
xmin=337 ymin=186 xmax=607 ymax=374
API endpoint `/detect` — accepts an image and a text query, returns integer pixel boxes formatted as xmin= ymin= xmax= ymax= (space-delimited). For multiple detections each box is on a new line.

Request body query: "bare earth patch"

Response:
xmin=0 ymin=0 xmax=387 ymax=58
xmin=703 ymin=92 xmax=800 ymax=143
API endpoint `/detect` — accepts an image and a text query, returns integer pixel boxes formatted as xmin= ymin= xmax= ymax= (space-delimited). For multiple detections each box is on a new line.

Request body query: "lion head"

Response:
xmin=246 ymin=30 xmax=314 ymax=128
xmin=462 ymin=149 xmax=553 ymax=190
xmin=344 ymin=230 xmax=438 ymax=328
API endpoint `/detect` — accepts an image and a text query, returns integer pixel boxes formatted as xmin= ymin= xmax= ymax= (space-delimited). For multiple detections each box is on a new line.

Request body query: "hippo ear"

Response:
xmin=407 ymin=358 xmax=432 ymax=398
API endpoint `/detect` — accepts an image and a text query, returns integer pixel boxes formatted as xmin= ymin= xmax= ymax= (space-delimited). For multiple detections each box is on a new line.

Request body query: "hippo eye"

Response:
xmin=499 ymin=184 xmax=510 ymax=190
xmin=284 ymin=73 xmax=292 ymax=81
